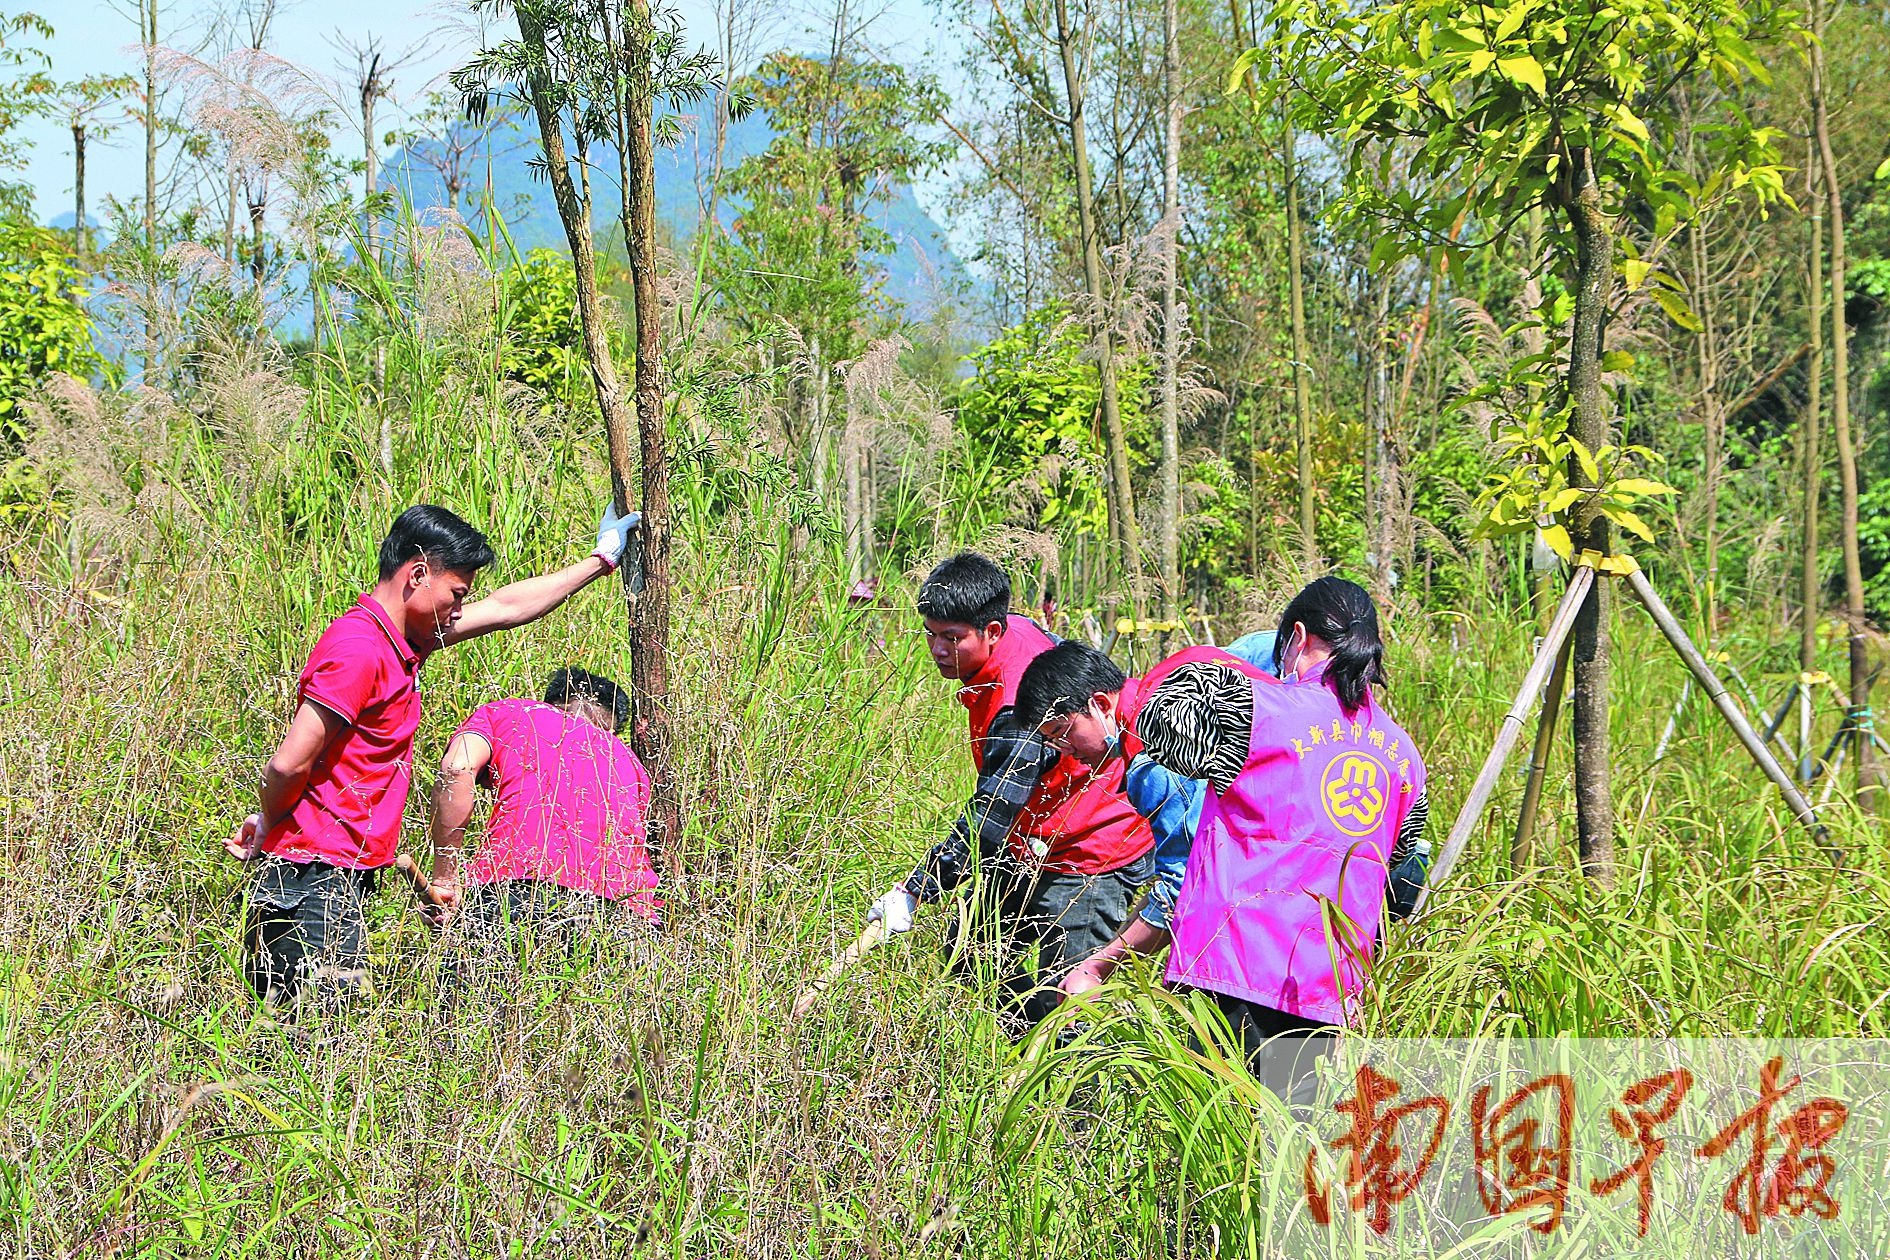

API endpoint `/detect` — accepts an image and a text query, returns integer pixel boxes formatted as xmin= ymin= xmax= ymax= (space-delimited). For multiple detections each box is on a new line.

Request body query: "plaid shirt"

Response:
xmin=1137 ymin=661 xmax=1428 ymax=869
xmin=902 ymin=705 xmax=1058 ymax=903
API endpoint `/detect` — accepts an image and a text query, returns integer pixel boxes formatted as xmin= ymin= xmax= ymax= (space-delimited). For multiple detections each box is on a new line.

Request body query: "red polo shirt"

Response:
xmin=262 ymin=595 xmax=426 ymax=870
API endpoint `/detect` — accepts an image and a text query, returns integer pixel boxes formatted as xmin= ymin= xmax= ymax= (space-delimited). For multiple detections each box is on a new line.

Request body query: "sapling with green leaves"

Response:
xmin=1246 ymin=0 xmax=1803 ymax=882
xmin=53 ymin=72 xmax=134 ymax=256
xmin=455 ymin=0 xmax=719 ymax=869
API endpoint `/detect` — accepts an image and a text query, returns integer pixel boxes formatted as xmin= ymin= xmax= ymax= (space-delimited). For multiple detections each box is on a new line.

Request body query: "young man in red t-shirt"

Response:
xmin=862 ymin=552 xmax=1153 ymax=1032
xmin=226 ymin=502 xmax=637 ymax=1008
xmin=423 ymin=667 xmax=657 ymax=973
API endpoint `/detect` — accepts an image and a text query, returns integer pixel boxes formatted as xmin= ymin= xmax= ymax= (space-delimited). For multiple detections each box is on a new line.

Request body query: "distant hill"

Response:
xmin=379 ymin=97 xmax=967 ymax=314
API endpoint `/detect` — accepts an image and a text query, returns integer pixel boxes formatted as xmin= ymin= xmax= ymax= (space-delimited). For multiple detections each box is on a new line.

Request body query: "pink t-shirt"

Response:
xmin=455 ymin=698 xmax=658 ymax=917
xmin=264 ymin=595 xmax=425 ymax=870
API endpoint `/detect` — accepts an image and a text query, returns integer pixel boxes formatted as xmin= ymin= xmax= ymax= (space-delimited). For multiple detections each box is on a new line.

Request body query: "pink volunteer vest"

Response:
xmin=1164 ymin=664 xmax=1426 ymax=1026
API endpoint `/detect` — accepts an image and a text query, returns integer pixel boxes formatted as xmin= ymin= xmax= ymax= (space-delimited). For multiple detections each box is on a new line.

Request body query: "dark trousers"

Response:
xmin=951 ymin=850 xmax=1154 ymax=1036
xmin=243 ymin=857 xmax=377 ymax=1010
xmin=447 ymin=879 xmax=655 ymax=996
xmin=1204 ymin=990 xmax=1335 ymax=1103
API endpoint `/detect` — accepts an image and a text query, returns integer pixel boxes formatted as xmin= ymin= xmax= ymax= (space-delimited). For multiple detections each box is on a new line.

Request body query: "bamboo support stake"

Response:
xmin=1800 ymin=680 xmax=1814 ymax=783
xmin=1415 ymin=565 xmax=1594 ymax=915
xmin=1624 ymin=565 xmax=1831 ymax=852
xmin=792 ymin=921 xmax=887 ymax=1019
xmin=1512 ymin=633 xmax=1573 ymax=873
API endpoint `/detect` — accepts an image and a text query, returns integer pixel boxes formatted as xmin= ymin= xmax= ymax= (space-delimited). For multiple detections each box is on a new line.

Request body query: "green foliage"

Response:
xmin=1476 ymin=410 xmax=1674 ymax=558
xmin=1455 ymin=327 xmax=1673 ymax=557
xmin=1250 ymin=0 xmax=1799 ymax=286
xmin=1859 ymin=478 xmax=1890 ymax=619
xmin=1249 ymin=0 xmax=1801 ymax=558
xmin=496 ymin=248 xmax=586 ymax=396
xmin=955 ymin=305 xmax=1148 ymax=537
xmin=0 ymin=221 xmax=102 ymax=441
xmin=1178 ymin=454 xmax=1249 ymax=590
xmin=708 ymin=53 xmax=950 ymax=365
xmin=0 ymin=9 xmax=52 ymax=220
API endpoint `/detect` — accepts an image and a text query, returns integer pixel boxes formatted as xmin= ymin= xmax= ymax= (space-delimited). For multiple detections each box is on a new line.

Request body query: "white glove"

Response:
xmin=866 ymin=886 xmax=918 ymax=935
xmin=594 ymin=503 xmax=643 ymax=571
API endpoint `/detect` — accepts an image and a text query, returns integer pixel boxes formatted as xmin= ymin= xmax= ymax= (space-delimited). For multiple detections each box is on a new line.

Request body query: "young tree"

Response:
xmin=0 ymin=9 xmax=51 ymax=220
xmin=1156 ymin=0 xmax=1181 ymax=621
xmin=1810 ymin=0 xmax=1885 ymax=807
xmin=707 ymin=50 xmax=947 ymax=573
xmin=1053 ymin=0 xmax=1144 ymax=605
xmin=392 ymin=89 xmax=528 ymax=215
xmin=134 ymin=0 xmax=160 ymax=249
xmin=1802 ymin=150 xmax=1824 ymax=683
xmin=1257 ymin=0 xmax=1799 ymax=882
xmin=332 ymin=31 xmax=423 ymax=475
xmin=456 ymin=0 xmax=714 ymax=870
xmin=55 ymin=74 xmax=133 ymax=255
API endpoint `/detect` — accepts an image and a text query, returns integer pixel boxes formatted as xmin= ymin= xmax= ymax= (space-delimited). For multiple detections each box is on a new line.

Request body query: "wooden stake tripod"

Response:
xmin=1415 ymin=553 xmax=1831 ymax=917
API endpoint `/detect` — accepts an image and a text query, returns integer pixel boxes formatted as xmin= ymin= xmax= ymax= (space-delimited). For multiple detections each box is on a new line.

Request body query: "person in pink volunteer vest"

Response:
xmin=425 ymin=667 xmax=658 ymax=973
xmin=1025 ymin=578 xmax=1428 ymax=1094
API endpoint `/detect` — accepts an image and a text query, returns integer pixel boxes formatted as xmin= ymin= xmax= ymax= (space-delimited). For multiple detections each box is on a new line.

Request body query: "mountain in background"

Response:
xmin=379 ymin=97 xmax=968 ymax=314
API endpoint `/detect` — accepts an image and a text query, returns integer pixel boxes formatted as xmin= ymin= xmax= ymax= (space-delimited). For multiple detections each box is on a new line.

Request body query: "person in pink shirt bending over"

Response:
xmin=424 ymin=667 xmax=658 ymax=970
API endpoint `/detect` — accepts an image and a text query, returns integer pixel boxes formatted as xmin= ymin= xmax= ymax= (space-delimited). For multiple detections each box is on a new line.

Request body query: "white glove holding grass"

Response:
xmin=594 ymin=504 xmax=643 ymax=571
xmin=867 ymin=886 xmax=918 ymax=935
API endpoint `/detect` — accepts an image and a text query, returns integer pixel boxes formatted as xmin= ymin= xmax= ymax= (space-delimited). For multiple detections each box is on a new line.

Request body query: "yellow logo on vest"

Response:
xmin=1321 ymin=750 xmax=1390 ymax=837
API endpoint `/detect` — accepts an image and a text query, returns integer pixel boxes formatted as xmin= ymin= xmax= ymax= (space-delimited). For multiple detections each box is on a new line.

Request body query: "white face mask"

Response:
xmin=1280 ymin=626 xmax=1309 ymax=682
xmin=1091 ymin=696 xmax=1123 ymax=761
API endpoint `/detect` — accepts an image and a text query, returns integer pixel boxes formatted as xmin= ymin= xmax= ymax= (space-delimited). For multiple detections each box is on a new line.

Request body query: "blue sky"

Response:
xmin=23 ymin=0 xmax=961 ymax=227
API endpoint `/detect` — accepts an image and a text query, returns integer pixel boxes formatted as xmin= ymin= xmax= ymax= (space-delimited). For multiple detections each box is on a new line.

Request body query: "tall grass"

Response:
xmin=2 ymin=226 xmax=1883 ymax=1256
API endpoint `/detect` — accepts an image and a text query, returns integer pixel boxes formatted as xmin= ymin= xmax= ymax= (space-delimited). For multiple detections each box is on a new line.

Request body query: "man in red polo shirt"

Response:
xmin=422 ymin=667 xmax=657 ymax=973
xmin=862 ymin=552 xmax=1154 ymax=1033
xmin=226 ymin=502 xmax=637 ymax=1008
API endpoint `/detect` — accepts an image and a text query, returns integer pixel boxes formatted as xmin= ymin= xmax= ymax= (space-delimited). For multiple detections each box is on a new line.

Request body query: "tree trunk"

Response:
xmin=249 ymin=193 xmax=266 ymax=288
xmin=621 ymin=0 xmax=681 ymax=872
xmin=845 ymin=383 xmax=865 ymax=581
xmin=1802 ymin=151 xmax=1824 ymax=680
xmin=142 ymin=0 xmax=159 ymax=381
xmin=1285 ymin=120 xmax=1316 ymax=571
xmin=1054 ymin=0 xmax=1143 ymax=610
xmin=362 ymin=62 xmax=391 ymax=476
xmin=142 ymin=0 xmax=157 ymax=247
xmin=1563 ymin=145 xmax=1615 ymax=885
xmin=225 ymin=162 xmax=240 ymax=265
xmin=1691 ymin=222 xmax=1723 ymax=640
xmin=361 ymin=59 xmax=380 ymax=259
xmin=72 ymin=124 xmax=86 ymax=255
xmin=1811 ymin=13 xmax=1885 ymax=808
xmin=1158 ymin=0 xmax=1181 ymax=626
xmin=515 ymin=11 xmax=631 ymax=519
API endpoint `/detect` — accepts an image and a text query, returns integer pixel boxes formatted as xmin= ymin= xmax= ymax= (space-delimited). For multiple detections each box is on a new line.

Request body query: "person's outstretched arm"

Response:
xmin=427 ymin=731 xmax=494 ymax=918
xmin=866 ymin=710 xmax=1057 ymax=932
xmin=442 ymin=505 xmax=638 ymax=647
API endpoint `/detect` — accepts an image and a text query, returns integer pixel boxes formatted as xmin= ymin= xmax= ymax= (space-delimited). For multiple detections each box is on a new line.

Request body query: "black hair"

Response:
xmin=1015 ymin=641 xmax=1128 ymax=730
xmin=915 ymin=551 xmax=1010 ymax=628
xmin=377 ymin=505 xmax=496 ymax=582
xmin=1275 ymin=576 xmax=1386 ymax=714
xmin=544 ymin=667 xmax=631 ymax=734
